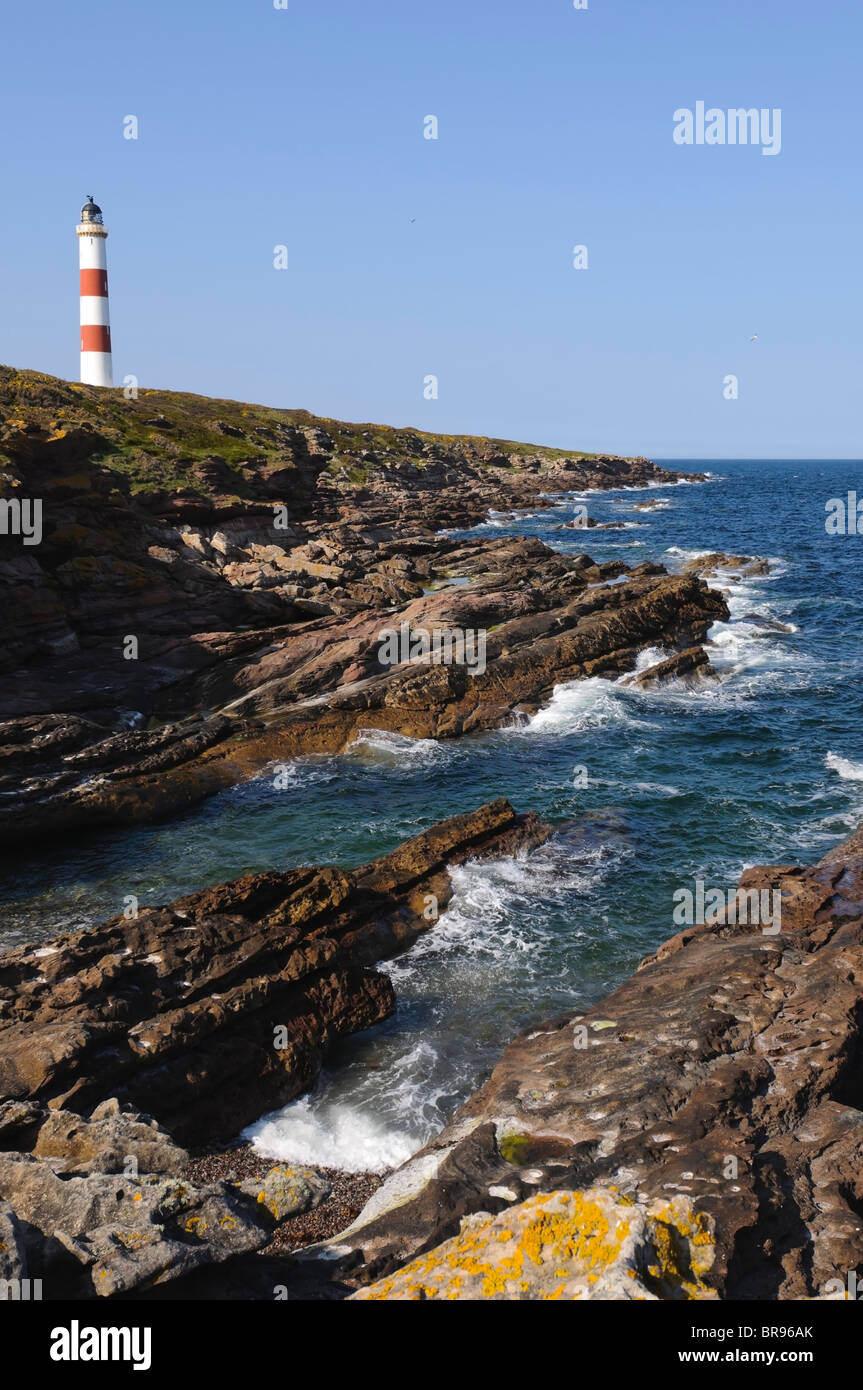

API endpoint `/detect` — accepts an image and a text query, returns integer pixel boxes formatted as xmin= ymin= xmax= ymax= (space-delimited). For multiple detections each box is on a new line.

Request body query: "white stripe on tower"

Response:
xmin=77 ymin=196 xmax=113 ymax=387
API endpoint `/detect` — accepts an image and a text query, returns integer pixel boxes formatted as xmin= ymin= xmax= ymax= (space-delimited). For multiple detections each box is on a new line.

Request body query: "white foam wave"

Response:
xmin=258 ymin=758 xmax=337 ymax=790
xmin=618 ymin=480 xmax=690 ymax=491
xmin=519 ymin=676 xmax=655 ymax=735
xmin=706 ymin=616 xmax=800 ymax=680
xmin=632 ymin=645 xmax=673 ymax=672
xmin=564 ymin=480 xmax=680 ymax=498
xmin=652 ymin=552 xmax=802 ymax=687
xmin=390 ymin=847 xmax=599 ymax=974
xmin=244 ymin=838 xmax=616 ymax=1173
xmin=588 ymin=775 xmax=683 ymax=796
xmin=631 ymin=781 xmax=683 ymax=796
xmin=346 ymin=728 xmax=444 ymax=768
xmin=826 ymin=752 xmax=863 ymax=782
xmin=244 ymin=1087 xmax=422 ymax=1172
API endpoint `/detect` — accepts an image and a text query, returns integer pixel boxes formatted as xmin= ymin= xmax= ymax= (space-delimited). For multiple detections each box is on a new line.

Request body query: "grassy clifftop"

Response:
xmin=0 ymin=365 xmax=600 ymax=498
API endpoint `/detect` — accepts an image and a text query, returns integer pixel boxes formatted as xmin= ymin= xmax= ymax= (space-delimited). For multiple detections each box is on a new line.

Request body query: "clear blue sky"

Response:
xmin=2 ymin=0 xmax=860 ymax=457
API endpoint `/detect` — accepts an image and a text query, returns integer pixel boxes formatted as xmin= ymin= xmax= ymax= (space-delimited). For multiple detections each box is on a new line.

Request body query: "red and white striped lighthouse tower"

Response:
xmin=77 ymin=196 xmax=113 ymax=387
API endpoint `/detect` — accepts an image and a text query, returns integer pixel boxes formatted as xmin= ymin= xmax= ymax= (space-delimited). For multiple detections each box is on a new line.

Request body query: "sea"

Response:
xmin=2 ymin=460 xmax=861 ymax=1173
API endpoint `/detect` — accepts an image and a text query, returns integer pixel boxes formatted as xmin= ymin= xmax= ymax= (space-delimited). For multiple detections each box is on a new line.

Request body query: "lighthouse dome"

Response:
xmin=80 ymin=197 xmax=103 ymax=224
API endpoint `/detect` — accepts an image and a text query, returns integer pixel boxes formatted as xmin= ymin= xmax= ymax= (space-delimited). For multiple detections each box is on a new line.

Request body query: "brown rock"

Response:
xmin=305 ymin=827 xmax=863 ymax=1300
xmin=624 ymin=644 xmax=715 ymax=689
xmin=0 ymin=800 xmax=551 ymax=1146
xmin=0 ymin=550 xmax=727 ymax=841
xmin=681 ymin=553 xmax=770 ymax=580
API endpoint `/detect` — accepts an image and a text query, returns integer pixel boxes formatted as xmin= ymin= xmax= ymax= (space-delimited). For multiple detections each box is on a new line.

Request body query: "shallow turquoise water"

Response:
xmin=3 ymin=461 xmax=862 ymax=1168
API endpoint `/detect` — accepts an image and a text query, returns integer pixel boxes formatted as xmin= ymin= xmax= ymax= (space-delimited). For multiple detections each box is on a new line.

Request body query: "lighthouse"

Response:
xmin=77 ymin=196 xmax=113 ymax=387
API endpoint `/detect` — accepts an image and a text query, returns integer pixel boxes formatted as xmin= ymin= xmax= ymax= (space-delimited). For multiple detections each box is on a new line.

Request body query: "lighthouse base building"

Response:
xmin=77 ymin=197 xmax=113 ymax=387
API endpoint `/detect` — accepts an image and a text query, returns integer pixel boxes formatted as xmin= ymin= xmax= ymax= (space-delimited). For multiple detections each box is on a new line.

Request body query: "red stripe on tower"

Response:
xmin=80 ymin=325 xmax=112 ymax=353
xmin=80 ymin=269 xmax=109 ymax=297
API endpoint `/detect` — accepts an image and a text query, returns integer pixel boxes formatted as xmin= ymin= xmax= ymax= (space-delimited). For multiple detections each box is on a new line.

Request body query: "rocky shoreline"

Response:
xmin=3 ymin=815 xmax=862 ymax=1300
xmin=0 ymin=801 xmax=552 ymax=1145
xmin=304 ymin=823 xmax=863 ymax=1301
xmin=0 ymin=367 xmax=711 ymax=843
xmin=3 ymin=368 xmax=855 ymax=1302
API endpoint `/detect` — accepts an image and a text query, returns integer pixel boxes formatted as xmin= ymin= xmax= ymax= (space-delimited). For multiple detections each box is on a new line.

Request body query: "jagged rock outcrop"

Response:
xmin=0 ymin=366 xmax=714 ymax=842
xmin=0 ymin=1096 xmax=187 ymax=1177
xmin=0 ymin=800 xmax=551 ymax=1145
xmin=0 ymin=539 xmax=727 ymax=841
xmin=681 ymin=553 xmax=770 ymax=580
xmin=304 ymin=825 xmax=863 ymax=1300
xmin=0 ymin=1095 xmax=331 ymax=1298
xmin=624 ymin=644 xmax=715 ymax=689
xmin=0 ymin=366 xmax=701 ymax=701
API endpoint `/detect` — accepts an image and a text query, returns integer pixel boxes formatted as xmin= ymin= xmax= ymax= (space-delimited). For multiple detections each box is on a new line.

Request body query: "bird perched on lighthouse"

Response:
xmin=77 ymin=196 xmax=113 ymax=387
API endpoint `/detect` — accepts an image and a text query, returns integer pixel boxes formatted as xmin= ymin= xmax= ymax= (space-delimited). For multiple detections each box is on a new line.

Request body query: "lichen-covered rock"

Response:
xmin=351 ymin=1189 xmax=716 ymax=1301
xmin=0 ymin=1098 xmax=188 ymax=1177
xmin=0 ymin=1152 xmax=269 ymax=1297
xmin=0 ymin=1197 xmax=27 ymax=1285
xmin=236 ymin=1164 xmax=330 ymax=1223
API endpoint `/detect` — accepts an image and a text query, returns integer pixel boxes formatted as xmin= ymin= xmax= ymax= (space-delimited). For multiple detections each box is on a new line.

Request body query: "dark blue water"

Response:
xmin=3 ymin=461 xmax=861 ymax=1168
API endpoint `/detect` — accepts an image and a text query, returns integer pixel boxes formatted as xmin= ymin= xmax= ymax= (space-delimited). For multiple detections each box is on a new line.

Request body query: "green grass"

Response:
xmin=0 ymin=364 xmax=609 ymax=503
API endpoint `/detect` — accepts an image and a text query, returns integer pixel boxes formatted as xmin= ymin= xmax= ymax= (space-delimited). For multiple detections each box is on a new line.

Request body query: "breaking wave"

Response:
xmin=826 ymin=752 xmax=863 ymax=782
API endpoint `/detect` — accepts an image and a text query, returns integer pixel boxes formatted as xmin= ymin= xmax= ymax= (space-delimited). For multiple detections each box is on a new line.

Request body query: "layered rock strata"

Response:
xmin=303 ymin=827 xmax=863 ymax=1301
xmin=0 ymin=367 xmax=717 ymax=843
xmin=0 ymin=800 xmax=551 ymax=1145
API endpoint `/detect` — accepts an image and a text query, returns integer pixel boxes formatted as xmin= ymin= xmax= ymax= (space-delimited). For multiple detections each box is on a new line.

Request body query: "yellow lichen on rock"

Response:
xmin=350 ymin=1187 xmax=717 ymax=1301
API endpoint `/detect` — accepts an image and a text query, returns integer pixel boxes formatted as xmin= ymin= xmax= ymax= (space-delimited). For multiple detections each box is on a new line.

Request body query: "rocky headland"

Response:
xmin=3 ymin=366 xmax=845 ymax=1303
xmin=0 ymin=366 xmax=714 ymax=843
